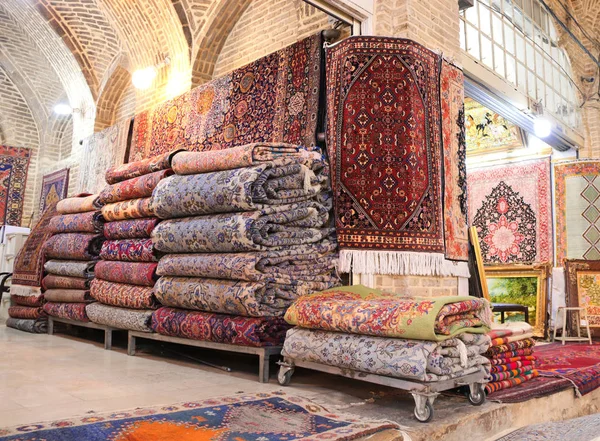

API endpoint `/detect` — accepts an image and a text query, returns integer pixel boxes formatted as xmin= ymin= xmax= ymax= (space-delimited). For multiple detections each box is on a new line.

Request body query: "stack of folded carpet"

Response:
xmin=484 ymin=322 xmax=538 ymax=394
xmin=41 ymin=194 xmax=105 ymax=322
xmin=6 ymin=201 xmax=59 ymax=333
xmin=86 ymin=152 xmax=177 ymax=332
xmin=149 ymin=143 xmax=340 ymax=347
xmin=282 ymin=285 xmax=493 ymax=381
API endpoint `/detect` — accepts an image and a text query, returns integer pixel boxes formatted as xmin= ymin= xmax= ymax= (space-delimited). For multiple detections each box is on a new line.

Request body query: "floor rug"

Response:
xmin=39 ymin=168 xmax=69 ymax=216
xmin=0 ymin=145 xmax=31 ymax=226
xmin=496 ymin=412 xmax=600 ymax=440
xmin=326 ymin=36 xmax=466 ymax=277
xmin=534 ymin=342 xmax=600 ymax=395
xmin=78 ymin=119 xmax=130 ymax=194
xmin=467 ymin=158 xmax=551 ymax=264
xmin=129 ymin=34 xmax=322 ymax=161
xmin=0 ymin=392 xmax=397 ymax=440
xmin=554 ymin=160 xmax=600 ymax=264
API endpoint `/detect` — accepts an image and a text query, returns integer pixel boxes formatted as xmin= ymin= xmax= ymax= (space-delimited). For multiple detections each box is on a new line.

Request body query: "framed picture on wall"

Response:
xmin=484 ymin=264 xmax=549 ymax=338
xmin=565 ymin=259 xmax=600 ymax=329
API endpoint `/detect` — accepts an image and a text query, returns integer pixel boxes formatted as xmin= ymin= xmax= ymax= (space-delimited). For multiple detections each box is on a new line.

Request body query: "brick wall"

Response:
xmin=213 ymin=0 xmax=332 ymax=77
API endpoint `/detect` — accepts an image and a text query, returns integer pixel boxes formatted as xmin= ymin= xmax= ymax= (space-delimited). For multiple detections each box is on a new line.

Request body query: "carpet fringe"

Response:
xmin=339 ymin=250 xmax=471 ymax=277
xmin=9 ymin=284 xmax=42 ymax=296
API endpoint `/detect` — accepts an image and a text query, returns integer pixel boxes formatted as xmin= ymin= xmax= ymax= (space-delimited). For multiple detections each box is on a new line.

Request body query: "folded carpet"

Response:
xmin=94 ymin=261 xmax=157 ymax=286
xmin=284 ymin=285 xmax=492 ymax=341
xmin=151 ymin=307 xmax=290 ymax=347
xmin=42 ymin=275 xmax=90 ymax=290
xmin=490 ymin=367 xmax=533 ymax=382
xmin=6 ymin=317 xmax=47 ymax=334
xmin=44 ymin=259 xmax=96 ymax=278
xmin=490 ymin=355 xmax=536 ymax=365
xmin=171 ymin=143 xmax=324 ymax=174
xmin=105 ymin=150 xmax=179 ymax=184
xmin=488 ymin=348 xmax=535 ymax=359
xmin=90 ymin=279 xmax=157 ymax=309
xmin=152 ymin=206 xmax=331 ymax=253
xmin=491 ymin=360 xmax=535 ymax=372
xmin=99 ymin=238 xmax=156 ymax=262
xmin=8 ymin=306 xmax=45 ymax=319
xmin=43 ymin=289 xmax=93 ymax=303
xmin=152 ymin=160 xmax=323 ymax=219
xmin=44 ymin=234 xmax=104 ymax=260
xmin=86 ymin=303 xmax=153 ymax=332
xmin=283 ymin=328 xmax=490 ymax=381
xmin=56 ymin=194 xmax=101 ymax=214
xmin=48 ymin=211 xmax=104 ymax=234
xmin=154 ymin=277 xmax=336 ymax=317
xmin=156 ymin=243 xmax=338 ymax=282
xmin=11 ymin=294 xmax=44 ymax=307
xmin=485 ymin=371 xmax=539 ymax=394
xmin=490 ymin=334 xmax=534 ymax=346
xmin=103 ymin=218 xmax=160 ymax=239
xmin=98 ymin=169 xmax=172 ymax=204
xmin=484 ymin=339 xmax=536 ymax=356
xmin=43 ymin=302 xmax=89 ymax=322
xmin=101 ymin=197 xmax=155 ymax=221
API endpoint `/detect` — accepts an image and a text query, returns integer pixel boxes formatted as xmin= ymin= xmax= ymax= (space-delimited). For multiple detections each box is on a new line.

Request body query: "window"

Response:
xmin=460 ymin=0 xmax=580 ymax=130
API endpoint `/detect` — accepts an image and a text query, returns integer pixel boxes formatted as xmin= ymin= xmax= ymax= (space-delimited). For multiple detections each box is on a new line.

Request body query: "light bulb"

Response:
xmin=533 ymin=117 xmax=552 ymax=138
xmin=132 ymin=67 xmax=157 ymax=90
xmin=53 ymin=103 xmax=73 ymax=115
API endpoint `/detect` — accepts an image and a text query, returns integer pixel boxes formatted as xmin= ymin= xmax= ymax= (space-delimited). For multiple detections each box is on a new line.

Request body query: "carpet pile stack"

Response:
xmin=148 ymin=143 xmax=340 ymax=347
xmin=86 ymin=152 xmax=177 ymax=332
xmin=39 ymin=194 xmax=105 ymax=322
xmin=484 ymin=323 xmax=539 ymax=394
xmin=282 ymin=285 xmax=493 ymax=380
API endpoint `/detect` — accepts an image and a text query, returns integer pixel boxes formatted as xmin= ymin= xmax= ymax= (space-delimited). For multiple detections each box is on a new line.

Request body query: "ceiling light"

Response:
xmin=53 ymin=103 xmax=73 ymax=115
xmin=132 ymin=66 xmax=157 ymax=90
xmin=533 ymin=117 xmax=552 ymax=139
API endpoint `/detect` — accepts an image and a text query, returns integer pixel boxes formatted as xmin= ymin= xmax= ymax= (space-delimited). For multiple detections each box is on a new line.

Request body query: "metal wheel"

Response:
xmin=468 ymin=384 xmax=486 ymax=406
xmin=277 ymin=366 xmax=294 ymax=386
xmin=414 ymin=401 xmax=434 ymax=423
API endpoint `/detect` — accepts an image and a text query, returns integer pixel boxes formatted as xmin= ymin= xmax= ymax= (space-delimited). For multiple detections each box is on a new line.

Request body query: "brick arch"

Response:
xmin=95 ymin=65 xmax=132 ymax=132
xmin=171 ymin=0 xmax=193 ymax=56
xmin=191 ymin=0 xmax=252 ymax=86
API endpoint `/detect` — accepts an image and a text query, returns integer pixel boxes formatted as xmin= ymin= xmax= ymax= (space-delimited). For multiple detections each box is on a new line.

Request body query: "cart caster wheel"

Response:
xmin=468 ymin=384 xmax=486 ymax=406
xmin=277 ymin=368 xmax=294 ymax=386
xmin=414 ymin=401 xmax=434 ymax=423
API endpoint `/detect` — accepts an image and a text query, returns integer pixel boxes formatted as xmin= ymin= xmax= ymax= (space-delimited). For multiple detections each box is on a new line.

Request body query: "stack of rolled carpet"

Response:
xmin=282 ymin=285 xmax=493 ymax=382
xmin=86 ymin=152 xmax=176 ymax=332
xmin=149 ymin=143 xmax=340 ymax=347
xmin=6 ymin=202 xmax=59 ymax=333
xmin=41 ymin=194 xmax=105 ymax=322
xmin=484 ymin=322 xmax=538 ymax=394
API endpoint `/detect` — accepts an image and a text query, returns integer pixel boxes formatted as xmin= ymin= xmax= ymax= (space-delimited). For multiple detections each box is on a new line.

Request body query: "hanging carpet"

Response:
xmin=0 ymin=145 xmax=31 ymax=226
xmin=39 ymin=168 xmax=69 ymax=216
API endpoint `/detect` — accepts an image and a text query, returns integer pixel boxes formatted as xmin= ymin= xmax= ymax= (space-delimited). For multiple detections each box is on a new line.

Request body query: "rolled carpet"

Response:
xmin=103 ymin=218 xmax=159 ymax=239
xmin=105 ymin=150 xmax=179 ymax=185
xmin=284 ymin=285 xmax=492 ymax=341
xmin=86 ymin=303 xmax=153 ymax=332
xmin=94 ymin=261 xmax=157 ymax=286
xmin=90 ymin=279 xmax=157 ymax=309
xmin=42 ymin=275 xmax=90 ymax=290
xmin=171 ymin=143 xmax=324 ymax=175
xmin=99 ymin=169 xmax=172 ymax=205
xmin=102 ymin=198 xmax=155 ymax=221
xmin=56 ymin=194 xmax=101 ymax=215
xmin=282 ymin=328 xmax=491 ymax=381
xmin=151 ymin=307 xmax=290 ymax=347
xmin=99 ymin=238 xmax=156 ymax=262
xmin=8 ymin=306 xmax=45 ymax=319
xmin=48 ymin=211 xmax=104 ymax=234
xmin=152 ymin=160 xmax=323 ymax=219
xmin=44 ymin=234 xmax=104 ymax=260
xmin=43 ymin=302 xmax=89 ymax=322
xmin=44 ymin=260 xmax=96 ymax=278
xmin=154 ymin=277 xmax=338 ymax=317
xmin=6 ymin=317 xmax=47 ymax=334
xmin=11 ymin=294 xmax=44 ymax=307
xmin=156 ymin=243 xmax=338 ymax=282
xmin=43 ymin=289 xmax=93 ymax=303
xmin=152 ymin=206 xmax=332 ymax=253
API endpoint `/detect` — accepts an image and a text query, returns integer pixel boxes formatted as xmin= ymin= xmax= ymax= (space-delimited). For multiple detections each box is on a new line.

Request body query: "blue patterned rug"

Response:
xmin=497 ymin=412 xmax=600 ymax=440
xmin=0 ymin=392 xmax=397 ymax=440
